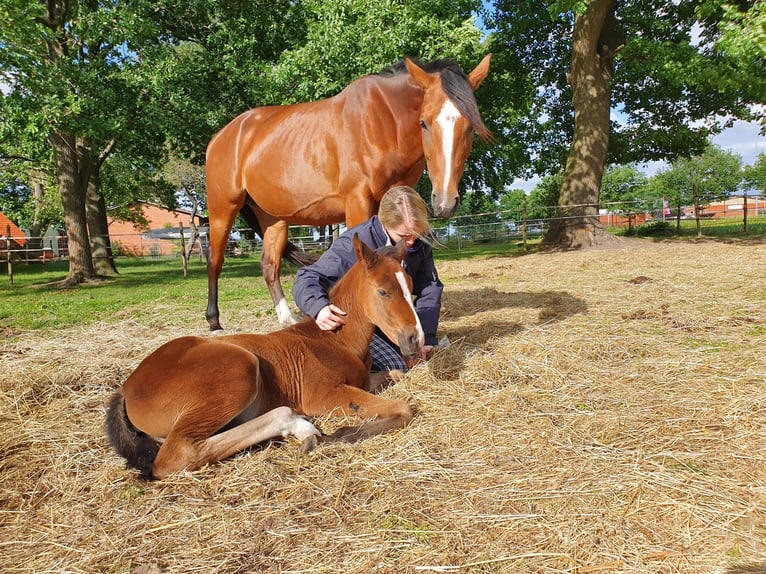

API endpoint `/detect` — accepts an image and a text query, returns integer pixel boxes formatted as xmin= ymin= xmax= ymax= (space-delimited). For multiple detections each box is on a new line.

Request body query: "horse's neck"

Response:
xmin=329 ymin=269 xmax=376 ymax=359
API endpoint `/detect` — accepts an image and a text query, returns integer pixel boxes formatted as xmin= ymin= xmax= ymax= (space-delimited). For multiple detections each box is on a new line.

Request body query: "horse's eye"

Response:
xmin=419 ymin=119 xmax=428 ymax=130
xmin=377 ymin=288 xmax=389 ymax=298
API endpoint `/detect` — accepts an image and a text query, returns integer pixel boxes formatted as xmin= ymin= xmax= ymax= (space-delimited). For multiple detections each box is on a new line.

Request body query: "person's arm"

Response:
xmin=292 ymin=234 xmax=356 ymax=322
xmin=411 ymin=247 xmax=443 ymax=348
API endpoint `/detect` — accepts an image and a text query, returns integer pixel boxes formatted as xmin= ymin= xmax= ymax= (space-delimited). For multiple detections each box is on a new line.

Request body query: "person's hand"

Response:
xmin=405 ymin=344 xmax=433 ymax=369
xmin=315 ymin=304 xmax=348 ymax=331
xmin=418 ymin=345 xmax=433 ymax=361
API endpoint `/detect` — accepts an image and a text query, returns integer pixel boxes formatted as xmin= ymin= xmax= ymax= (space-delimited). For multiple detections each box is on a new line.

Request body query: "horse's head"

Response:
xmin=405 ymin=54 xmax=492 ymax=219
xmin=352 ymin=234 xmax=424 ymax=358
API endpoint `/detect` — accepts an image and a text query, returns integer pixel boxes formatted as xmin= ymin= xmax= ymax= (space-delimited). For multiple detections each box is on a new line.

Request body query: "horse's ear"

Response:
xmin=404 ymin=57 xmax=435 ymax=90
xmin=353 ymin=233 xmax=377 ymax=267
xmin=467 ymin=53 xmax=492 ymax=91
xmin=392 ymin=240 xmax=407 ymax=263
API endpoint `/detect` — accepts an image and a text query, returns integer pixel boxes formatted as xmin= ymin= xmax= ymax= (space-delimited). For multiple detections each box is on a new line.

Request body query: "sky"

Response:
xmin=511 ymin=119 xmax=766 ymax=193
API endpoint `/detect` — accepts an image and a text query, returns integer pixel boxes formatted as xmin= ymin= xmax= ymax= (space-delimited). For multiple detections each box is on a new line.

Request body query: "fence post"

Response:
xmin=179 ymin=221 xmax=188 ymax=277
xmin=521 ymin=196 xmax=528 ymax=250
xmin=5 ymin=225 xmax=12 ymax=285
xmin=743 ymin=192 xmax=748 ymax=234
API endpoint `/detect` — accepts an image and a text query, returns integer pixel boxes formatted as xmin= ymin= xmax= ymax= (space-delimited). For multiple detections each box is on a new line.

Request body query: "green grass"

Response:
xmin=0 ymin=242 xmax=538 ymax=331
xmin=611 ymin=215 xmax=766 ymax=238
xmin=0 ymin=222 xmax=760 ymax=331
xmin=0 ymin=256 xmax=272 ymax=331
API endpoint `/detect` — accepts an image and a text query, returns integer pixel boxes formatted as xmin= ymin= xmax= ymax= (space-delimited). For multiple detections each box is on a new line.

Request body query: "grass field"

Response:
xmin=1 ymin=236 xmax=765 ymax=573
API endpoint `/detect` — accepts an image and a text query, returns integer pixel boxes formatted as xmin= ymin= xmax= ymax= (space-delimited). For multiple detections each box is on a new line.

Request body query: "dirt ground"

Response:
xmin=1 ymin=237 xmax=765 ymax=573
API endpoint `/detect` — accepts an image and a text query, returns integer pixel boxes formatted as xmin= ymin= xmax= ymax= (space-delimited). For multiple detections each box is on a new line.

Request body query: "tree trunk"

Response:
xmin=27 ymin=181 xmax=45 ymax=259
xmin=86 ymin=168 xmax=118 ymax=275
xmin=543 ymin=0 xmax=622 ymax=249
xmin=50 ymin=132 xmax=97 ymax=284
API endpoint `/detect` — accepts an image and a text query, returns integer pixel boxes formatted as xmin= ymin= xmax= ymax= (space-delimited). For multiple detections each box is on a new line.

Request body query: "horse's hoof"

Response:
xmin=300 ymin=434 xmax=319 ymax=453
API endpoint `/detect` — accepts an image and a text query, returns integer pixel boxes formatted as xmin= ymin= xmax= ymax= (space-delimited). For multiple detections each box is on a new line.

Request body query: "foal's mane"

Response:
xmin=377 ymin=58 xmax=492 ymax=142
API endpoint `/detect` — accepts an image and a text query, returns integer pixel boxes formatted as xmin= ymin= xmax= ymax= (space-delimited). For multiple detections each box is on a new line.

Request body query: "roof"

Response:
xmin=0 ymin=210 xmax=26 ymax=246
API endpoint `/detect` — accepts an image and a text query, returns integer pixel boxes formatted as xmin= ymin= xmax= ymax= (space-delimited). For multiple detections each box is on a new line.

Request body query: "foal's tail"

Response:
xmin=239 ymin=201 xmax=319 ymax=267
xmin=104 ymin=391 xmax=159 ymax=479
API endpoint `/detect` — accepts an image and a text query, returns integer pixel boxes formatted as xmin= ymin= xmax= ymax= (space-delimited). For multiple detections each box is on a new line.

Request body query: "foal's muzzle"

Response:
xmin=397 ymin=327 xmax=424 ymax=358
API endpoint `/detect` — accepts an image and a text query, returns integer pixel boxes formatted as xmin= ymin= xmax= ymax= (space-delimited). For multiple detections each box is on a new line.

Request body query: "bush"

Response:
xmin=634 ymin=221 xmax=675 ymax=237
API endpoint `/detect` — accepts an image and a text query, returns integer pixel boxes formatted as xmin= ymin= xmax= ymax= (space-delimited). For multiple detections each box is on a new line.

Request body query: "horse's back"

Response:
xmin=205 ymin=73 xmax=421 ymax=224
xmin=122 ymin=335 xmax=263 ymax=438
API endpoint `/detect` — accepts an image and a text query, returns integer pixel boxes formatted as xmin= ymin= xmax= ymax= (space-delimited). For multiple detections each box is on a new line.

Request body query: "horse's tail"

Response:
xmin=239 ymin=201 xmax=319 ymax=267
xmin=104 ymin=391 xmax=159 ymax=480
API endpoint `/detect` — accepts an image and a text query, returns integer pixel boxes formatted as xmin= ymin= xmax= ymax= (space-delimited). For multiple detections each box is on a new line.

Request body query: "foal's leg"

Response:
xmin=307 ymin=385 xmax=413 ymax=444
xmin=151 ymin=406 xmax=320 ymax=479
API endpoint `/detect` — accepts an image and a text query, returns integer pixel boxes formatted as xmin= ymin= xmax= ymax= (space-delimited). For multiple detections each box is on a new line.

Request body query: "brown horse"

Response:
xmin=205 ymin=55 xmax=492 ymax=329
xmin=105 ymin=235 xmax=423 ymax=480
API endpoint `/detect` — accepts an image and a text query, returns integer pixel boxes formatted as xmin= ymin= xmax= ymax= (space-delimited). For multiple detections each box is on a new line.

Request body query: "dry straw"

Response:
xmin=1 ymin=238 xmax=764 ymax=573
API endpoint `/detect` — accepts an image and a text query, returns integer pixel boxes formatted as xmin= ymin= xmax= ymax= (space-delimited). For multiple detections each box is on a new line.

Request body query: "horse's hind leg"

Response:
xmin=151 ymin=406 xmax=320 ymax=479
xmin=205 ymin=145 xmax=246 ymax=330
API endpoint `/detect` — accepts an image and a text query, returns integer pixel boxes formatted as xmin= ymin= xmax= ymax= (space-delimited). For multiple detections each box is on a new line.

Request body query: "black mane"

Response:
xmin=377 ymin=58 xmax=492 ymax=142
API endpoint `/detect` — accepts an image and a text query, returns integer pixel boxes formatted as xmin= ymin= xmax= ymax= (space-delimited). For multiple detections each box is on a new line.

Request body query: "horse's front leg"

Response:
xmin=307 ymin=385 xmax=414 ymax=444
xmin=259 ymin=216 xmax=302 ymax=325
xmin=344 ymin=188 xmax=378 ymax=228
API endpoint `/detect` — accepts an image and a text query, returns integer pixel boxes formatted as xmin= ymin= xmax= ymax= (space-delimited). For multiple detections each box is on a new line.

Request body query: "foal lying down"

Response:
xmin=105 ymin=235 xmax=423 ymax=480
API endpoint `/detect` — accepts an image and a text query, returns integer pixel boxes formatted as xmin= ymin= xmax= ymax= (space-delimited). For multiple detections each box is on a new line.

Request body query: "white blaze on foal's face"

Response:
xmin=395 ymin=270 xmax=425 ymax=348
xmin=435 ymin=99 xmax=460 ymax=195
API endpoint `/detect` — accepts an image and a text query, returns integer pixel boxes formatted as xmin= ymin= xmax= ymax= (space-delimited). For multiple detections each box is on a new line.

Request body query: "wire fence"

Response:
xmin=2 ymin=197 xmax=765 ymax=281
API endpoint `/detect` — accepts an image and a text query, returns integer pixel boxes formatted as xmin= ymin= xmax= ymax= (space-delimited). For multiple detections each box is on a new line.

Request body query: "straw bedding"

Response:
xmin=1 ymin=238 xmax=764 ymax=573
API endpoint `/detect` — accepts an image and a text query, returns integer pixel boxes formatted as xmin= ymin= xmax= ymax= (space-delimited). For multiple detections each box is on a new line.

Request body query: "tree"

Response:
xmin=743 ymin=153 xmax=766 ymax=196
xmin=0 ymin=0 xmax=176 ymax=282
xmin=654 ymin=145 xmax=742 ymax=236
xmin=599 ymin=165 xmax=649 ymax=210
xmin=486 ymin=0 xmax=766 ymax=248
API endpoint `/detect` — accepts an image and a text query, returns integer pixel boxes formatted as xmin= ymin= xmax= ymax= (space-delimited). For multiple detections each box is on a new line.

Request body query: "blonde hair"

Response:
xmin=378 ymin=185 xmax=433 ymax=241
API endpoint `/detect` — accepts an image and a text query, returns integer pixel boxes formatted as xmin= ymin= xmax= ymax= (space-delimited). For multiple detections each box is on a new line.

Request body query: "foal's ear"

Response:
xmin=468 ymin=53 xmax=492 ymax=91
xmin=353 ymin=233 xmax=377 ymax=267
xmin=391 ymin=239 xmax=407 ymax=263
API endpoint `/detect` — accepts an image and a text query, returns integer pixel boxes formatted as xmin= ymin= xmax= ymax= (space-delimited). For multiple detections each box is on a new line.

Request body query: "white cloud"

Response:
xmin=712 ymin=120 xmax=766 ymax=166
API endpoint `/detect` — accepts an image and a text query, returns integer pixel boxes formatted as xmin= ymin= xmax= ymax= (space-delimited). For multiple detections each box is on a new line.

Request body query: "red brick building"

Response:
xmin=107 ymin=203 xmax=206 ymax=256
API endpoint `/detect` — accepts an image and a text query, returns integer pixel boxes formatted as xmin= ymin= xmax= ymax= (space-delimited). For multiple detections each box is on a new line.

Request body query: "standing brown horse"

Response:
xmin=205 ymin=55 xmax=492 ymax=329
xmin=105 ymin=236 xmax=423 ymax=480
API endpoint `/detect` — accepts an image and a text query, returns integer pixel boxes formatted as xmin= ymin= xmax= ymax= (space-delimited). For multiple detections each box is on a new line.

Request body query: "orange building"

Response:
xmin=0 ymin=210 xmax=26 ymax=259
xmin=107 ymin=203 xmax=206 ymax=256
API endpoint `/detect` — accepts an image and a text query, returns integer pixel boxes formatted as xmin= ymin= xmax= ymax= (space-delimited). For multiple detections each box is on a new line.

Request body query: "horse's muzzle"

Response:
xmin=431 ymin=192 xmax=459 ymax=219
xmin=397 ymin=327 xmax=423 ymax=358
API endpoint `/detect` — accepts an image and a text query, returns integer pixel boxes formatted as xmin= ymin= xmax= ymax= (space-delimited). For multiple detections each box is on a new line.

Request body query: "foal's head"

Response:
xmin=347 ymin=234 xmax=424 ymax=358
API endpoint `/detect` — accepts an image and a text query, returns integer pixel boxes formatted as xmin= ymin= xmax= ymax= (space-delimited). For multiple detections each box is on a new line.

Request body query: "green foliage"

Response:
xmin=600 ymin=164 xmax=650 ymax=209
xmin=654 ymin=145 xmax=742 ymax=212
xmin=498 ymin=188 xmax=528 ymax=216
xmin=454 ymin=190 xmax=499 ymax=224
xmin=705 ymin=0 xmax=766 ymax=61
xmin=486 ymin=0 xmax=766 ymax=176
xmin=527 ymin=172 xmax=563 ymax=219
xmin=743 ymin=152 xmax=766 ymax=195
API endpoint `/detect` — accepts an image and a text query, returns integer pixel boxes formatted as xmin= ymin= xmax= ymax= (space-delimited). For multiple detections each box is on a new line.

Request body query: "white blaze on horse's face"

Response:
xmin=423 ymin=97 xmax=473 ymax=220
xmin=436 ymin=99 xmax=460 ymax=199
xmin=395 ymin=271 xmax=425 ymax=348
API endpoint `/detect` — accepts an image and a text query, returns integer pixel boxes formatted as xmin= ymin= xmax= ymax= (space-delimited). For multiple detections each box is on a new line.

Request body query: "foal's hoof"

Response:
xmin=300 ymin=434 xmax=319 ymax=453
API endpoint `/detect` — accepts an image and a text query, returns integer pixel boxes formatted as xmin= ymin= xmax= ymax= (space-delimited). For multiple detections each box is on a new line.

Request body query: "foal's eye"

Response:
xmin=419 ymin=119 xmax=428 ymax=130
xmin=377 ymin=288 xmax=390 ymax=298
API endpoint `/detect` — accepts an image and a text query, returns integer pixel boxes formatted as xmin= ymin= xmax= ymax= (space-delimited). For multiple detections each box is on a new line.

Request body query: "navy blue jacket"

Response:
xmin=292 ymin=215 xmax=443 ymax=346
